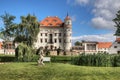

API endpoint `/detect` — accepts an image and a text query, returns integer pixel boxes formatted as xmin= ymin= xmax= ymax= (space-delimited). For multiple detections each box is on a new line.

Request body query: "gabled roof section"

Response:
xmin=98 ymin=42 xmax=112 ymax=48
xmin=40 ymin=16 xmax=63 ymax=27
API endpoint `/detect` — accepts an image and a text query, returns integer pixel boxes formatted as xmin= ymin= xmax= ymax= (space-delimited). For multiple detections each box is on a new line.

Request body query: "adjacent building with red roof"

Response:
xmin=98 ymin=42 xmax=112 ymax=53
xmin=72 ymin=41 xmax=112 ymax=53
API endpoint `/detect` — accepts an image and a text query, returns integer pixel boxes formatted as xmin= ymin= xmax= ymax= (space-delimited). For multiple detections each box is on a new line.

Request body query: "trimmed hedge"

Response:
xmin=51 ymin=56 xmax=72 ymax=63
xmin=0 ymin=56 xmax=16 ymax=62
xmin=71 ymin=53 xmax=120 ymax=67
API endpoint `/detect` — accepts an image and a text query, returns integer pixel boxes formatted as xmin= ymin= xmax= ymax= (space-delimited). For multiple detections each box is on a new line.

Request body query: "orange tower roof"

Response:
xmin=98 ymin=42 xmax=112 ymax=48
xmin=40 ymin=16 xmax=63 ymax=27
xmin=64 ymin=13 xmax=71 ymax=20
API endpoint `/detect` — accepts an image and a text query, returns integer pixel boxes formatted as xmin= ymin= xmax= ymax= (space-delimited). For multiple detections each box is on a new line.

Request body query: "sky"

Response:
xmin=0 ymin=0 xmax=120 ymax=43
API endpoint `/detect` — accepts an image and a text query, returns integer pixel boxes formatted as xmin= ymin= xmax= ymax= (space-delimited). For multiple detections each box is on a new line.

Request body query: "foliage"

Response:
xmin=44 ymin=47 xmax=50 ymax=56
xmin=14 ymin=14 xmax=40 ymax=47
xmin=113 ymin=10 xmax=120 ymax=36
xmin=72 ymin=53 xmax=120 ymax=67
xmin=15 ymin=43 xmax=35 ymax=62
xmin=74 ymin=41 xmax=82 ymax=46
xmin=51 ymin=56 xmax=72 ymax=62
xmin=56 ymin=47 xmax=61 ymax=55
xmin=0 ymin=56 xmax=16 ymax=62
xmin=0 ymin=13 xmax=16 ymax=54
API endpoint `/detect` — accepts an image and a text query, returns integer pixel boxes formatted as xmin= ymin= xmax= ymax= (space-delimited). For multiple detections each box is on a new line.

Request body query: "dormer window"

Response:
xmin=53 ymin=19 xmax=57 ymax=22
xmin=45 ymin=20 xmax=48 ymax=22
xmin=48 ymin=23 xmax=52 ymax=26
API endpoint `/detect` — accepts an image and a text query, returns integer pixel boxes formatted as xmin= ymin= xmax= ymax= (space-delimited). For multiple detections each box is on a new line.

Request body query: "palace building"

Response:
xmin=34 ymin=14 xmax=72 ymax=51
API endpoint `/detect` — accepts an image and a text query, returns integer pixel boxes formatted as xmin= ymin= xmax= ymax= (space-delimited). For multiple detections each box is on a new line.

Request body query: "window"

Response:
xmin=40 ymin=39 xmax=43 ymax=43
xmin=49 ymin=23 xmax=52 ymax=26
xmin=64 ymin=33 xmax=66 ymax=37
xmin=53 ymin=20 xmax=57 ymax=22
xmin=114 ymin=46 xmax=117 ymax=48
xmin=41 ymin=33 xmax=42 ymax=36
xmin=45 ymin=20 xmax=48 ymax=22
xmin=54 ymin=39 xmax=57 ymax=43
xmin=59 ymin=33 xmax=61 ymax=36
xmin=64 ymin=39 xmax=66 ymax=43
xmin=59 ymin=38 xmax=61 ymax=43
xmin=55 ymin=33 xmax=57 ymax=36
xmin=45 ymin=39 xmax=47 ymax=42
xmin=45 ymin=33 xmax=47 ymax=36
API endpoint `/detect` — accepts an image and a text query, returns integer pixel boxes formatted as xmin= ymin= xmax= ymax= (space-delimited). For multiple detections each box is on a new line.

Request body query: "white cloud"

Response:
xmin=67 ymin=0 xmax=90 ymax=6
xmin=91 ymin=17 xmax=115 ymax=30
xmin=72 ymin=33 xmax=115 ymax=43
xmin=75 ymin=0 xmax=89 ymax=5
xmin=91 ymin=0 xmax=120 ymax=30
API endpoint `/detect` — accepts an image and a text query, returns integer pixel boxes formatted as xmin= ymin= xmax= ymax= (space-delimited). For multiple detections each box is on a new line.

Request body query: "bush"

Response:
xmin=51 ymin=56 xmax=72 ymax=63
xmin=71 ymin=53 xmax=120 ymax=67
xmin=15 ymin=43 xmax=35 ymax=62
xmin=0 ymin=56 xmax=16 ymax=62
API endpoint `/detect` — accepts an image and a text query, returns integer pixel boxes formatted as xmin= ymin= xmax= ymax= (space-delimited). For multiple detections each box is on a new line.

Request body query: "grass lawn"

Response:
xmin=0 ymin=62 xmax=120 ymax=80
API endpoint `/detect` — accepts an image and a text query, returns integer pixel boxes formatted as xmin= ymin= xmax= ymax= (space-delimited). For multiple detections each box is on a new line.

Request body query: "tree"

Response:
xmin=0 ymin=13 xmax=16 ymax=54
xmin=14 ymin=14 xmax=40 ymax=61
xmin=14 ymin=14 xmax=40 ymax=47
xmin=113 ymin=10 xmax=120 ymax=36
xmin=74 ymin=41 xmax=82 ymax=46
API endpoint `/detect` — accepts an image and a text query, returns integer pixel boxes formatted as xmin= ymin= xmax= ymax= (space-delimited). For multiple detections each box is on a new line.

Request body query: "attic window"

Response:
xmin=49 ymin=23 xmax=52 ymax=26
xmin=45 ymin=20 xmax=48 ymax=22
xmin=56 ymin=23 xmax=60 ymax=26
xmin=53 ymin=20 xmax=57 ymax=22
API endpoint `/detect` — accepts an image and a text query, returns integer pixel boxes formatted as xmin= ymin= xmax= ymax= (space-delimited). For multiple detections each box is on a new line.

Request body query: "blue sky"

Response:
xmin=0 ymin=0 xmax=120 ymax=42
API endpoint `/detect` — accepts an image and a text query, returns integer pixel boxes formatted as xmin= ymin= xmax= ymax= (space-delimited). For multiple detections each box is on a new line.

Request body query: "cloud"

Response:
xmin=72 ymin=33 xmax=115 ymax=43
xmin=91 ymin=0 xmax=120 ymax=30
xmin=75 ymin=0 xmax=89 ymax=5
xmin=67 ymin=0 xmax=90 ymax=6
xmin=91 ymin=17 xmax=115 ymax=30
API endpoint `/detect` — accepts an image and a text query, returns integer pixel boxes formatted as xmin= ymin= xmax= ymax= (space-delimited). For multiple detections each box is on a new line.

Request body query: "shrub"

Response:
xmin=15 ymin=43 xmax=35 ymax=62
xmin=51 ymin=56 xmax=72 ymax=63
xmin=71 ymin=53 xmax=120 ymax=67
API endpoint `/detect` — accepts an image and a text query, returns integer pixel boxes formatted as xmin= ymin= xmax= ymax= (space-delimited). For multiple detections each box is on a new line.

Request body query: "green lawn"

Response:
xmin=0 ymin=62 xmax=120 ymax=80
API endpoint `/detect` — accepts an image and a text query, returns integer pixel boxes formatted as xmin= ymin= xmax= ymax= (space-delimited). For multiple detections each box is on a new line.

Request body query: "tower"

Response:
xmin=64 ymin=14 xmax=72 ymax=51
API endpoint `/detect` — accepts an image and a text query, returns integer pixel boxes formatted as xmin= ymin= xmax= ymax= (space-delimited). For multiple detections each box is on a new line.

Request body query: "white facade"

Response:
xmin=98 ymin=48 xmax=109 ymax=53
xmin=109 ymin=42 xmax=120 ymax=54
xmin=83 ymin=41 xmax=98 ymax=53
xmin=34 ymin=15 xmax=72 ymax=51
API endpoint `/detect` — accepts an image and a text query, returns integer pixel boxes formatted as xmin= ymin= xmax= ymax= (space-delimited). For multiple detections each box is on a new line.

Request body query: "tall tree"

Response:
xmin=0 ymin=13 xmax=16 ymax=54
xmin=74 ymin=41 xmax=82 ymax=46
xmin=113 ymin=10 xmax=120 ymax=36
xmin=14 ymin=14 xmax=40 ymax=47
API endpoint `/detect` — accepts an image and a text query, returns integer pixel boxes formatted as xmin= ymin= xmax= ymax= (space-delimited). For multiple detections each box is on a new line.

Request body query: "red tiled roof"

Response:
xmin=40 ymin=16 xmax=63 ymax=27
xmin=98 ymin=42 xmax=112 ymax=48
